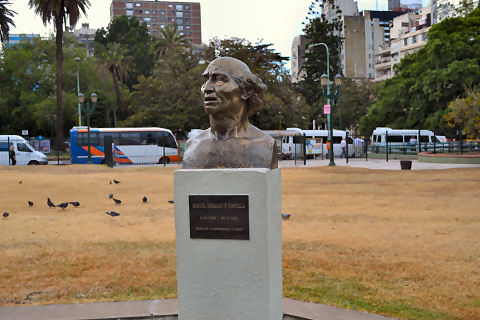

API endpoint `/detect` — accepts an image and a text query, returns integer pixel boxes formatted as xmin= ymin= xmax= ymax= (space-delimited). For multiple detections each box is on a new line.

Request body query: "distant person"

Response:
xmin=409 ymin=136 xmax=417 ymax=144
xmin=9 ymin=145 xmax=16 ymax=165
xmin=340 ymin=137 xmax=346 ymax=158
xmin=353 ymin=137 xmax=364 ymax=157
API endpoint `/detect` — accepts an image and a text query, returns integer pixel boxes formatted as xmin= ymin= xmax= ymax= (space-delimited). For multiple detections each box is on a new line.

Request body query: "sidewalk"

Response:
xmin=0 ymin=298 xmax=396 ymax=320
xmin=278 ymin=158 xmax=480 ymax=170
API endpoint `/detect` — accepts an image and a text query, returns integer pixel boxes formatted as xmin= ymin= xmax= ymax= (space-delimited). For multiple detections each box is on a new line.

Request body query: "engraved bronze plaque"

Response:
xmin=189 ymin=195 xmax=249 ymax=240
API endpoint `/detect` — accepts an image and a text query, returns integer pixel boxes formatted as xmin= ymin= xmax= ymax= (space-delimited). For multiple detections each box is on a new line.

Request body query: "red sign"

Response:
xmin=323 ymin=104 xmax=331 ymax=114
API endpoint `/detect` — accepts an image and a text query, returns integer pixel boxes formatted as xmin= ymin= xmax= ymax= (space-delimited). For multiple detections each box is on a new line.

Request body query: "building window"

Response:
xmin=145 ymin=10 xmax=150 ymax=14
xmin=159 ymin=16 xmax=165 ymax=21
xmin=153 ymin=17 xmax=157 ymax=22
xmin=185 ymin=10 xmax=191 ymax=16
xmin=185 ymin=4 xmax=190 ymax=9
xmin=404 ymin=38 xmax=408 ymax=46
xmin=168 ymin=4 xmax=173 ymax=8
xmin=153 ymin=30 xmax=157 ymax=35
xmin=179 ymin=31 xmax=184 ymax=36
xmin=126 ymin=9 xmax=133 ymax=16
xmin=135 ymin=2 xmax=141 ymax=6
xmin=186 ymin=31 xmax=191 ymax=36
xmin=144 ymin=17 xmax=150 ymax=22
xmin=185 ymin=25 xmax=191 ymax=30
xmin=152 ymin=10 xmax=156 ymax=14
xmin=185 ymin=18 xmax=191 ymax=23
xmin=160 ymin=10 xmax=165 ymax=15
xmin=160 ymin=24 xmax=165 ymax=28
xmin=170 ymin=10 xmax=176 ymax=15
xmin=421 ymin=33 xmax=427 ymax=41
xmin=126 ymin=2 xmax=133 ymax=9
xmin=178 ymin=25 xmax=184 ymax=31
xmin=176 ymin=4 xmax=183 ymax=10
xmin=412 ymin=35 xmax=417 ymax=43
xmin=176 ymin=18 xmax=183 ymax=25
xmin=176 ymin=11 xmax=183 ymax=17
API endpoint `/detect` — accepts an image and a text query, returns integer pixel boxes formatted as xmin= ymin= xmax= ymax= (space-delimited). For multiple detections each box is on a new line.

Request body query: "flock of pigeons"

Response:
xmin=2 ymin=178 xmax=176 ymax=220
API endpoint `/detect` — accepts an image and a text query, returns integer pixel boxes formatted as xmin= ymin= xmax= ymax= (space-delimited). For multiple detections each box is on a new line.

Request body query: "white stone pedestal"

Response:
xmin=174 ymin=168 xmax=282 ymax=320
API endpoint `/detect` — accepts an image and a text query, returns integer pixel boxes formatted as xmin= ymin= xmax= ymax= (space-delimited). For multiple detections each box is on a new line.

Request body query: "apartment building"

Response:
xmin=374 ymin=7 xmax=431 ymax=81
xmin=432 ymin=0 xmax=479 ymax=23
xmin=73 ymin=23 xmax=96 ymax=57
xmin=291 ymin=35 xmax=307 ymax=83
xmin=110 ymin=0 xmax=201 ymax=45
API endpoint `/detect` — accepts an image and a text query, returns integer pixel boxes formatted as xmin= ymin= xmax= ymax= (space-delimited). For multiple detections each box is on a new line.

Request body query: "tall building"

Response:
xmin=291 ymin=35 xmax=307 ymax=83
xmin=4 ymin=34 xmax=39 ymax=47
xmin=431 ymin=0 xmax=479 ymax=23
xmin=73 ymin=23 xmax=96 ymax=56
xmin=110 ymin=0 xmax=201 ymax=45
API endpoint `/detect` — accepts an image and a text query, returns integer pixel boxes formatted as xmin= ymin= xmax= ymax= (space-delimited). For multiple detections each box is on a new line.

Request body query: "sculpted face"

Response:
xmin=201 ymin=58 xmax=248 ymax=117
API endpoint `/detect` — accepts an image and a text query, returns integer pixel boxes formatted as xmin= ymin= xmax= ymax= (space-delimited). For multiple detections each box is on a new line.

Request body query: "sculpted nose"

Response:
xmin=203 ymin=79 xmax=214 ymax=94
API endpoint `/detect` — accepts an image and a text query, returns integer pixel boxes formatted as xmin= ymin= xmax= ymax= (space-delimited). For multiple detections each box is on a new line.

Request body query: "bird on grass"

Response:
xmin=108 ymin=194 xmax=113 ymax=199
xmin=19 ymin=181 xmax=22 ymax=184
xmin=69 ymin=202 xmax=80 ymax=207
xmin=168 ymin=200 xmax=174 ymax=204
xmin=113 ymin=179 xmax=120 ymax=184
xmin=112 ymin=198 xmax=122 ymax=205
xmin=28 ymin=201 xmax=34 ymax=207
xmin=106 ymin=211 xmax=120 ymax=217
xmin=281 ymin=213 xmax=291 ymax=219
xmin=47 ymin=198 xmax=56 ymax=208
xmin=58 ymin=202 xmax=69 ymax=209
xmin=3 ymin=212 xmax=9 ymax=218
xmin=143 ymin=196 xmax=147 ymax=203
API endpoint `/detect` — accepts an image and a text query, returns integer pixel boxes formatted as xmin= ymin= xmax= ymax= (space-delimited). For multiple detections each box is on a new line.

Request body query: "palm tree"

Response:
xmin=0 ymin=0 xmax=16 ymax=42
xmin=98 ymin=42 xmax=134 ymax=127
xmin=28 ymin=0 xmax=90 ymax=151
xmin=152 ymin=24 xmax=191 ymax=60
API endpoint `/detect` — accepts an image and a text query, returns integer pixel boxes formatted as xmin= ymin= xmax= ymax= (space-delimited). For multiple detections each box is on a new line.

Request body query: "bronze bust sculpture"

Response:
xmin=182 ymin=57 xmax=278 ymax=169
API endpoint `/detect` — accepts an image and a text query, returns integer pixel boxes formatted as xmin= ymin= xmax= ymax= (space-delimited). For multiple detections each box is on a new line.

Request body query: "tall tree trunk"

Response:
xmin=111 ymin=70 xmax=121 ymax=127
xmin=55 ymin=17 xmax=65 ymax=151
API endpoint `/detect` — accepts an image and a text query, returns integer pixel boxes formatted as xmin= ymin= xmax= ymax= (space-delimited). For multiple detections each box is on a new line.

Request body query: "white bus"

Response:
xmin=285 ymin=128 xmax=354 ymax=158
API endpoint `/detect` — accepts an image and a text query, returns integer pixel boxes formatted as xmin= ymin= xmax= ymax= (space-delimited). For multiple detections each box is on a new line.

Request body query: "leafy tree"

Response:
xmin=28 ymin=0 xmax=90 ymax=150
xmin=0 ymin=0 xmax=15 ymax=42
xmin=445 ymin=88 xmax=480 ymax=138
xmin=95 ymin=15 xmax=152 ymax=89
xmin=152 ymin=24 xmax=190 ymax=61
xmin=124 ymin=49 xmax=208 ymax=131
xmin=97 ymin=42 xmax=134 ymax=126
xmin=0 ymin=36 xmax=116 ymax=136
xmin=359 ymin=7 xmax=480 ymax=136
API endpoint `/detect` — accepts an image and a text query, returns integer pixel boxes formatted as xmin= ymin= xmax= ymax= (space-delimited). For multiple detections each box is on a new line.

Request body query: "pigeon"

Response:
xmin=106 ymin=211 xmax=120 ymax=217
xmin=281 ymin=213 xmax=291 ymax=219
xmin=112 ymin=198 xmax=122 ymax=205
xmin=58 ymin=202 xmax=69 ymax=209
xmin=69 ymin=201 xmax=80 ymax=207
xmin=19 ymin=181 xmax=22 ymax=184
xmin=143 ymin=196 xmax=147 ymax=203
xmin=47 ymin=198 xmax=56 ymax=208
xmin=108 ymin=193 xmax=113 ymax=199
xmin=3 ymin=212 xmax=8 ymax=218
xmin=168 ymin=200 xmax=174 ymax=204
xmin=109 ymin=181 xmax=112 ymax=185
xmin=28 ymin=201 xmax=34 ymax=207
xmin=113 ymin=179 xmax=120 ymax=184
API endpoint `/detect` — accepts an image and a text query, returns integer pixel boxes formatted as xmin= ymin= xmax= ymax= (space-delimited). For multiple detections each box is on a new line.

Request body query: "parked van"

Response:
xmin=371 ymin=127 xmax=441 ymax=152
xmin=0 ymin=135 xmax=48 ymax=165
xmin=264 ymin=130 xmax=302 ymax=159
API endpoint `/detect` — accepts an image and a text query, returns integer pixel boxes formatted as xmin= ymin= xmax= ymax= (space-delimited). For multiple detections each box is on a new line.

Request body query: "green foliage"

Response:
xmin=360 ymin=7 xmax=480 ymax=136
xmin=0 ymin=36 xmax=116 ymax=135
xmin=152 ymin=24 xmax=191 ymax=61
xmin=0 ymin=0 xmax=16 ymax=42
xmin=95 ymin=15 xmax=153 ymax=89
xmin=124 ymin=49 xmax=208 ymax=131
xmin=445 ymin=88 xmax=480 ymax=138
xmin=297 ymin=0 xmax=344 ymax=105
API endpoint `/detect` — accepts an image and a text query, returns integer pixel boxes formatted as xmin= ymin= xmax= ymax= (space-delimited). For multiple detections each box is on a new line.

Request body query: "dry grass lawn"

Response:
xmin=0 ymin=165 xmax=479 ymax=319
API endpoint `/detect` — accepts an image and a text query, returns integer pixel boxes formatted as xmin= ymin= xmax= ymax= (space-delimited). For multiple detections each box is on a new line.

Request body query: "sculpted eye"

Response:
xmin=215 ymin=75 xmax=228 ymax=84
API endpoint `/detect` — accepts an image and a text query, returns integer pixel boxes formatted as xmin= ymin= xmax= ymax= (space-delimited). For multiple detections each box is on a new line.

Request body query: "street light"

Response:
xmin=309 ymin=43 xmax=342 ymax=166
xmin=78 ymin=92 xmax=97 ymax=164
xmin=334 ymin=74 xmax=343 ymax=130
xmin=75 ymin=57 xmax=82 ymax=126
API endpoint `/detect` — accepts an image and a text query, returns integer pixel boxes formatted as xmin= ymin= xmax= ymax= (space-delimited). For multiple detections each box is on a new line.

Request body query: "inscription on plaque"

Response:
xmin=189 ymin=195 xmax=249 ymax=240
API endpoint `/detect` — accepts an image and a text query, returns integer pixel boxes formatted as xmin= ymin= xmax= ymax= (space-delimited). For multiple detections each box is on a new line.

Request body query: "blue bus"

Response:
xmin=70 ymin=127 xmax=179 ymax=164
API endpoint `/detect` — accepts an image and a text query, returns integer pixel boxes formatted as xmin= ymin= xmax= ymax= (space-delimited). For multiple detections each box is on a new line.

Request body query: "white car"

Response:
xmin=0 ymin=135 xmax=48 ymax=165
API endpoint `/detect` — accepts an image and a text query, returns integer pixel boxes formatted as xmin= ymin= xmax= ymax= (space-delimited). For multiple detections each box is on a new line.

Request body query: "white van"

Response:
xmin=286 ymin=128 xmax=354 ymax=158
xmin=0 ymin=135 xmax=48 ymax=165
xmin=371 ymin=127 xmax=441 ymax=152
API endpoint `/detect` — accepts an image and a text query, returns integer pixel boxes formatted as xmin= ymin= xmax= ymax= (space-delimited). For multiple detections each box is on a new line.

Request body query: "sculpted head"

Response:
xmin=201 ymin=57 xmax=267 ymax=119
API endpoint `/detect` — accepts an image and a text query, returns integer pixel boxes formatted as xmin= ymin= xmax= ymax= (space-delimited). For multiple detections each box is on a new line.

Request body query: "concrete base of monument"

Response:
xmin=174 ymin=168 xmax=282 ymax=320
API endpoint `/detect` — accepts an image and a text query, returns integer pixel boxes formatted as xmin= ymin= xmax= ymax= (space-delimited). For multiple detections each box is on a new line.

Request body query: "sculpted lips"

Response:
xmin=204 ymin=95 xmax=218 ymax=106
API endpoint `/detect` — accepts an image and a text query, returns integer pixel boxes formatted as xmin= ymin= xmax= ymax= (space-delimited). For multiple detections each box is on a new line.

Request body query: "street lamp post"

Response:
xmin=309 ymin=43 xmax=343 ymax=166
xmin=75 ymin=57 xmax=82 ymax=126
xmin=78 ymin=92 xmax=97 ymax=164
xmin=335 ymin=74 xmax=343 ymax=130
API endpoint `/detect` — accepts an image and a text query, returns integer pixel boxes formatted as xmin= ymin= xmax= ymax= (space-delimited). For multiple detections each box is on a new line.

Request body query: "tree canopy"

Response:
xmin=360 ymin=6 xmax=480 ymax=136
xmin=0 ymin=0 xmax=16 ymax=42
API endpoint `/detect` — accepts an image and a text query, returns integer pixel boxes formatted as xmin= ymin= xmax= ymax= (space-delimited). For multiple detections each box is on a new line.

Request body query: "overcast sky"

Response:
xmin=9 ymin=0 xmax=421 ymax=71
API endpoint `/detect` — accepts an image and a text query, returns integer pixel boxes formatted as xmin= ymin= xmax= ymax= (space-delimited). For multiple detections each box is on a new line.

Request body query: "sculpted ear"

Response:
xmin=242 ymin=89 xmax=252 ymax=101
